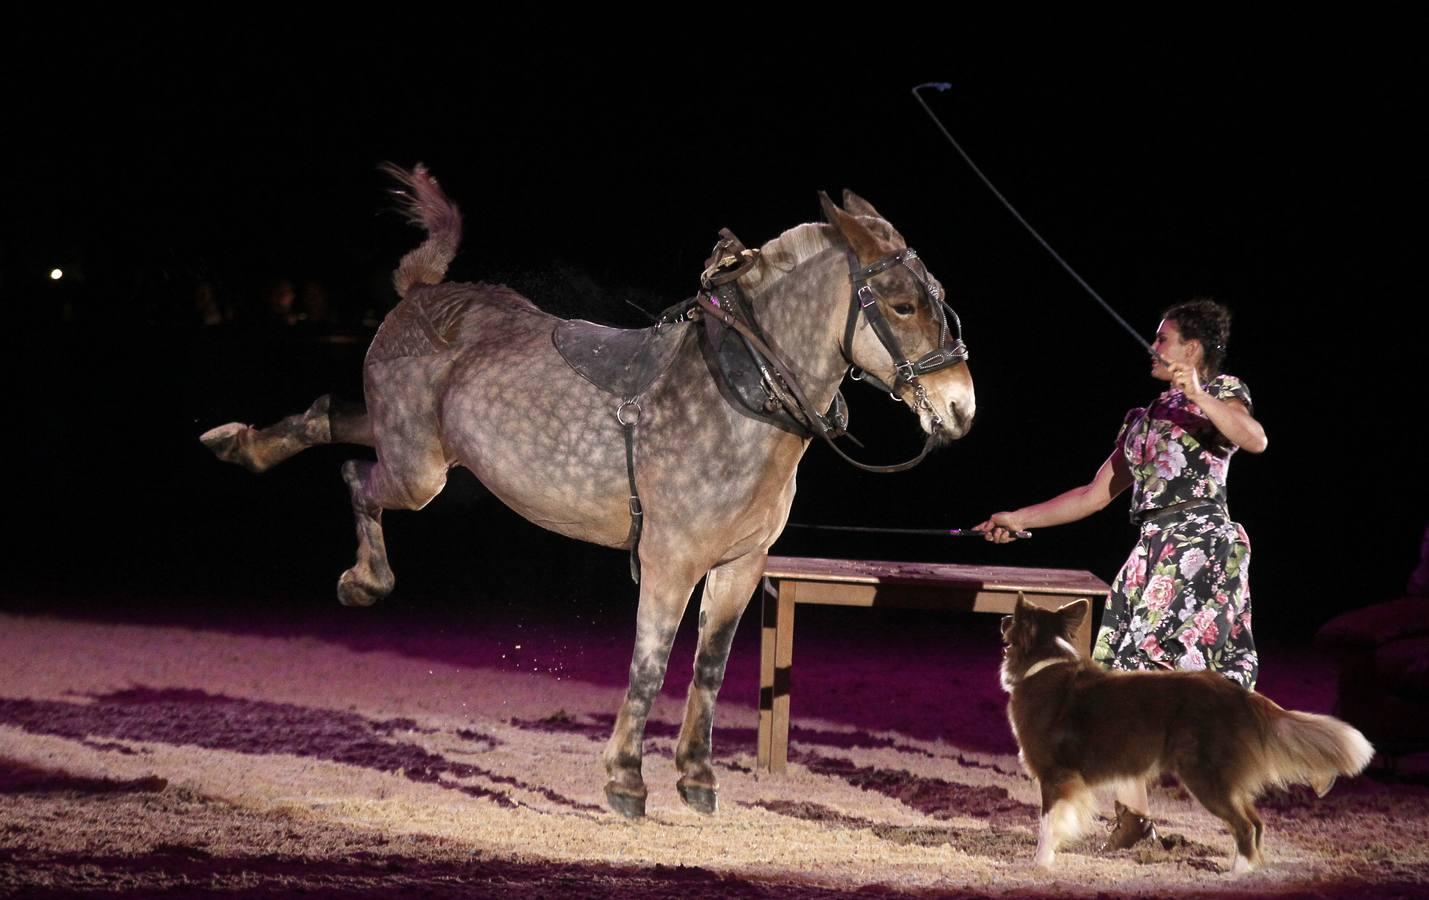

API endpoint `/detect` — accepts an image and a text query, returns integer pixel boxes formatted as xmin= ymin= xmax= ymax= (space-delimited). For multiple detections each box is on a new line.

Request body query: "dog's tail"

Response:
xmin=1252 ymin=694 xmax=1374 ymax=796
xmin=383 ymin=163 xmax=462 ymax=298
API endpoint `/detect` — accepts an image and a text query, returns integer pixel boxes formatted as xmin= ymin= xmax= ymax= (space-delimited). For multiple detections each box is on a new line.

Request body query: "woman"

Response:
xmin=977 ymin=298 xmax=1267 ymax=849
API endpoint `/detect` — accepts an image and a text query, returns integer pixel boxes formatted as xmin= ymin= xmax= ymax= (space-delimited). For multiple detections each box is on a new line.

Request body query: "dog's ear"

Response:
xmin=1008 ymin=593 xmax=1040 ymax=655
xmin=1057 ymin=599 xmax=1091 ymax=640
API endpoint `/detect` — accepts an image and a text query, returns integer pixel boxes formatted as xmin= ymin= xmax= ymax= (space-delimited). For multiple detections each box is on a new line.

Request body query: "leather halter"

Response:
xmin=841 ymin=246 xmax=969 ymax=398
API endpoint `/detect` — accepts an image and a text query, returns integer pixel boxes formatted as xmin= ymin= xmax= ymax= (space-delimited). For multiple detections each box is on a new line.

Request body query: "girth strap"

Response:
xmin=616 ymin=398 xmax=643 ymax=584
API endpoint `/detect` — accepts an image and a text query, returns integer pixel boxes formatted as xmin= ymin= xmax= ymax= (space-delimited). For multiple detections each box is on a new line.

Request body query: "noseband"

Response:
xmin=841 ymin=246 xmax=969 ymax=432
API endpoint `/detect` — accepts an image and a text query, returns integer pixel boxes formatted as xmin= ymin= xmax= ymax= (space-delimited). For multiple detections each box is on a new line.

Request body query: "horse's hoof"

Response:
xmin=200 ymin=423 xmax=259 ymax=470
xmin=337 ymin=570 xmax=383 ymax=607
xmin=604 ymin=783 xmax=647 ymax=819
xmin=677 ymin=780 xmax=717 ymax=815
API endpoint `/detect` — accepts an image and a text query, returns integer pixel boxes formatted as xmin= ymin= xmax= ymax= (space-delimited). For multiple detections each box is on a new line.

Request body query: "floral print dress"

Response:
xmin=1091 ymin=374 xmax=1259 ymax=689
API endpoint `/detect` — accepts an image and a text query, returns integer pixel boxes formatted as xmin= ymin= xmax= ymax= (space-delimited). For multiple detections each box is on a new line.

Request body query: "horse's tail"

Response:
xmin=383 ymin=162 xmax=462 ymax=298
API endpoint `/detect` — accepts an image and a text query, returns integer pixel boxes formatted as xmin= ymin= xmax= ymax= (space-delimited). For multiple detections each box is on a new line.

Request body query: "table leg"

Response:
xmin=757 ymin=578 xmax=796 ymax=773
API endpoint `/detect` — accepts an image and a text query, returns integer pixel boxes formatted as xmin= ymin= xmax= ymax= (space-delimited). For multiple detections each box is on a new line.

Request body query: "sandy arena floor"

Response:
xmin=2 ymin=605 xmax=1426 ymax=898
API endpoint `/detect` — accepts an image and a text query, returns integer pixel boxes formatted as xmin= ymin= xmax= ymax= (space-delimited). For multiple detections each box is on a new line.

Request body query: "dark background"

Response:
xmin=2 ymin=32 xmax=1421 ymax=641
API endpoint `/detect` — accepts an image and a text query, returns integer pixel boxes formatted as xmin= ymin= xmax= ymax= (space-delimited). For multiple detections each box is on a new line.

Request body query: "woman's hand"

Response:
xmin=1168 ymin=365 xmax=1268 ymax=453
xmin=974 ymin=513 xmax=1027 ymax=543
xmin=1167 ymin=361 xmax=1205 ymax=400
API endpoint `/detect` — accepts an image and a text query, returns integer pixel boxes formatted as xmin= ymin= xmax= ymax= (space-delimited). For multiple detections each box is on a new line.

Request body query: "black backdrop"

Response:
xmin=3 ymin=33 xmax=1421 ymax=638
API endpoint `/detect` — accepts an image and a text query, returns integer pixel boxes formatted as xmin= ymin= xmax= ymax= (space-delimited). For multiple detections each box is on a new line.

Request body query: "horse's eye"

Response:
xmin=893 ymin=303 xmax=916 ymax=316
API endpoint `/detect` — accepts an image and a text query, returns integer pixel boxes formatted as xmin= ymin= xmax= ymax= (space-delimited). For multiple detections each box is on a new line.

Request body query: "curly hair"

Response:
xmin=1162 ymin=298 xmax=1232 ymax=376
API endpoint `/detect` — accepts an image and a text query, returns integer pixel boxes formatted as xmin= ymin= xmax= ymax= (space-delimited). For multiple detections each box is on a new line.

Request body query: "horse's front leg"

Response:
xmin=673 ymin=550 xmax=765 ymax=814
xmin=602 ymin=555 xmax=702 ymax=819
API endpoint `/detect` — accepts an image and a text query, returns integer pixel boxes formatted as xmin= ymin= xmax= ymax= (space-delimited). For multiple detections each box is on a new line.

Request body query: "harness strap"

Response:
xmin=701 ymin=228 xmax=760 ymax=287
xmin=713 ymin=281 xmax=823 ymax=434
xmin=616 ymin=399 xmax=643 ymax=584
xmin=693 ymin=291 xmax=938 ymax=474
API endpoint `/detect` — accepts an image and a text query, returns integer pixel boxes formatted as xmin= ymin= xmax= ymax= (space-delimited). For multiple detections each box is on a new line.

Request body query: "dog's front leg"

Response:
xmin=1034 ymin=777 xmax=1063 ymax=868
xmin=1035 ymin=772 xmax=1090 ymax=869
xmin=1034 ymin=810 xmax=1058 ymax=868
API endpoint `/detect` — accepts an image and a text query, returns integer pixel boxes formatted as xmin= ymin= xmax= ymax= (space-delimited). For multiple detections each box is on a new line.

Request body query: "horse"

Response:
xmin=201 ymin=165 xmax=976 ymax=818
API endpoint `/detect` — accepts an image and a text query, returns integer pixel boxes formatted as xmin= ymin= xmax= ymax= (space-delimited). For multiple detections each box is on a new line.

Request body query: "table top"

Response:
xmin=764 ymin=555 xmax=1110 ymax=596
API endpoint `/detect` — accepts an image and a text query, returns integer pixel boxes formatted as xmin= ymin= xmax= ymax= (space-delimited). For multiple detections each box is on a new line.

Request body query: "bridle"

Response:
xmin=691 ymin=234 xmax=969 ymax=474
xmin=840 ymin=245 xmax=969 ymax=434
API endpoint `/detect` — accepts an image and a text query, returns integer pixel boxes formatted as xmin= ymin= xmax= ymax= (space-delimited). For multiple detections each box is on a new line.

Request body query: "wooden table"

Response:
xmin=756 ymin=556 xmax=1111 ymax=773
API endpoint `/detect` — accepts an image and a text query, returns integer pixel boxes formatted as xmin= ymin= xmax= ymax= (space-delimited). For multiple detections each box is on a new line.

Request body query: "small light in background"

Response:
xmin=49 ymin=268 xmax=64 ymax=281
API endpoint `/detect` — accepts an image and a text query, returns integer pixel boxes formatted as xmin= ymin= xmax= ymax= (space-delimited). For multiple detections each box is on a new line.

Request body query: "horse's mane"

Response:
xmin=741 ymin=216 xmax=898 ymax=294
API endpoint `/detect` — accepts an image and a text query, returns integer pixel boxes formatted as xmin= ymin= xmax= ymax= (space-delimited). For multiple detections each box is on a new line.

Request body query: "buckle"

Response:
xmin=616 ymin=399 xmax=642 ymax=427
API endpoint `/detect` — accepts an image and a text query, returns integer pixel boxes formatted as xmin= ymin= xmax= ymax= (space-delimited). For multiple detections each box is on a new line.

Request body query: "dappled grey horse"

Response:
xmin=202 ymin=165 xmax=975 ymax=817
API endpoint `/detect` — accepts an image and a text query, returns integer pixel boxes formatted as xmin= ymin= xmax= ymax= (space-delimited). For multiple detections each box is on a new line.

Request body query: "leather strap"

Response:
xmin=693 ymin=291 xmax=938 ymax=474
xmin=616 ymin=399 xmax=643 ymax=584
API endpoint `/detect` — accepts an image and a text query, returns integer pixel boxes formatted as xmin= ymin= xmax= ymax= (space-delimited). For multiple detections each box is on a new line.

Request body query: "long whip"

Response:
xmin=910 ymin=82 xmax=1166 ymax=365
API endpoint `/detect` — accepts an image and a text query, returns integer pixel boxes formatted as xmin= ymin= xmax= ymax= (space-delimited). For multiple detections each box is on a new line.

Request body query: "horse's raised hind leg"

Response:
xmin=337 ymin=460 xmax=395 ymax=607
xmin=673 ymin=550 xmax=766 ymax=815
xmin=603 ymin=556 xmax=704 ymax=819
xmin=337 ymin=451 xmax=448 ymax=608
xmin=201 ymin=396 xmax=374 ymax=472
xmin=202 ymin=395 xmax=330 ymax=472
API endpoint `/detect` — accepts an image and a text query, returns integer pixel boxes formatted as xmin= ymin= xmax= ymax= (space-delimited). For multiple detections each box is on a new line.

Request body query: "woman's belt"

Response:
xmin=1132 ymin=499 xmax=1228 ymax=527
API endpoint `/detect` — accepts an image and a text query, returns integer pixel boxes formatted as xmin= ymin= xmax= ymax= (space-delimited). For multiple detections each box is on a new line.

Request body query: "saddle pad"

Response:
xmin=552 ymin=318 xmax=690 ymax=397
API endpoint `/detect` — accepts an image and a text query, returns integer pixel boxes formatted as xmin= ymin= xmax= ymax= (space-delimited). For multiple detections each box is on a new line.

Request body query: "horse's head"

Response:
xmin=821 ymin=191 xmax=976 ymax=442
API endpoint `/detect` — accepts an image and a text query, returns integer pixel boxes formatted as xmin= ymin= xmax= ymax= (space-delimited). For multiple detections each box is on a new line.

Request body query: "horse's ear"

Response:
xmin=843 ymin=190 xmax=906 ymax=244
xmin=818 ymin=190 xmax=886 ymax=266
xmin=841 ymin=190 xmax=883 ymax=220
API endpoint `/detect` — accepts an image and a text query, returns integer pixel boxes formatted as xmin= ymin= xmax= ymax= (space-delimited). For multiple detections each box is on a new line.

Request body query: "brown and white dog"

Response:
xmin=1000 ymin=596 xmax=1373 ymax=874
